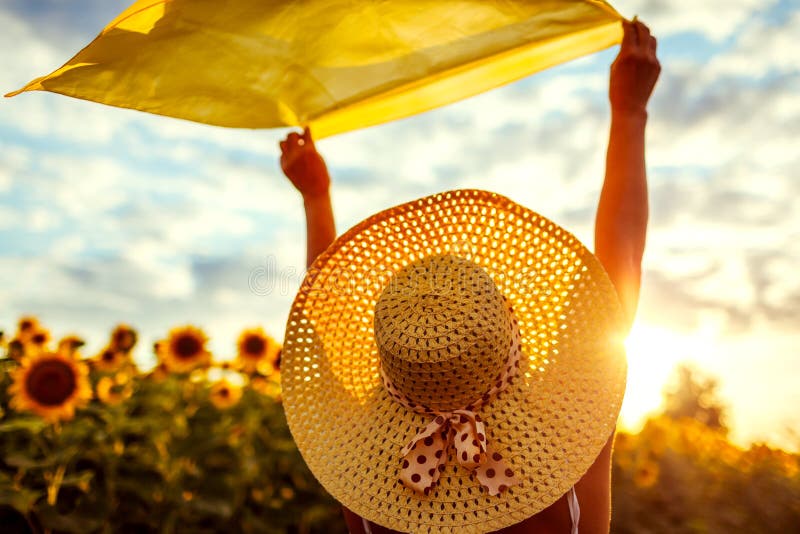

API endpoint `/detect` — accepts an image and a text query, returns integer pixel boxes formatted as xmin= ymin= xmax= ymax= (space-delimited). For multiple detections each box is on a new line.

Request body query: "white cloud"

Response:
xmin=0 ymin=208 xmax=15 ymax=229
xmin=612 ymin=0 xmax=770 ymax=42
xmin=0 ymin=168 xmax=11 ymax=194
xmin=28 ymin=207 xmax=60 ymax=231
xmin=707 ymin=10 xmax=800 ymax=78
xmin=0 ymin=11 xmax=65 ymax=90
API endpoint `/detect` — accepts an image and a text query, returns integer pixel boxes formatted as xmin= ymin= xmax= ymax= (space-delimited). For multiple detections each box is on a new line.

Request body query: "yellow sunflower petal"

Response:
xmin=20 ymin=328 xmax=52 ymax=358
xmin=236 ymin=327 xmax=280 ymax=374
xmin=158 ymin=325 xmax=211 ymax=373
xmin=96 ymin=373 xmax=133 ymax=405
xmin=209 ymin=380 xmax=242 ymax=410
xmin=92 ymin=346 xmax=129 ymax=372
xmin=57 ymin=335 xmax=86 ymax=359
xmin=9 ymin=352 xmax=92 ymax=422
xmin=110 ymin=323 xmax=138 ymax=353
xmin=16 ymin=316 xmax=40 ymax=343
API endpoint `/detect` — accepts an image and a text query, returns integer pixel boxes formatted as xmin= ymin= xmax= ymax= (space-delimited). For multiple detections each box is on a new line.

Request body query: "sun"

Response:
xmin=620 ymin=321 xmax=719 ymax=432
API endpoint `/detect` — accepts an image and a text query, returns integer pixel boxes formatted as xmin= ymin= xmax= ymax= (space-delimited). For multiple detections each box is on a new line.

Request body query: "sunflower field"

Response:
xmin=610 ymin=365 xmax=800 ymax=533
xmin=0 ymin=317 xmax=344 ymax=534
xmin=1 ymin=318 xmax=798 ymax=533
xmin=611 ymin=415 xmax=800 ymax=532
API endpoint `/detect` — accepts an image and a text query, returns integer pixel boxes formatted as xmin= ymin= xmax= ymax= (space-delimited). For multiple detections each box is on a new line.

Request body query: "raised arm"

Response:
xmin=595 ymin=19 xmax=660 ymax=331
xmin=279 ymin=127 xmax=337 ymax=268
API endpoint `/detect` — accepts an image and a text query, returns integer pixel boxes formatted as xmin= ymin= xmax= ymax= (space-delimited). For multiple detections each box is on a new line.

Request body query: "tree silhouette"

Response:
xmin=662 ymin=363 xmax=728 ymax=432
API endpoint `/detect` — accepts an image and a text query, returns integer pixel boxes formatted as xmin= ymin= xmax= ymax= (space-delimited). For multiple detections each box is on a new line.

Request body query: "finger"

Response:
xmin=649 ymin=35 xmax=657 ymax=53
xmin=287 ymin=132 xmax=301 ymax=147
xmin=279 ymin=140 xmax=287 ymax=153
xmin=635 ymin=20 xmax=651 ymax=48
xmin=621 ymin=19 xmax=636 ymax=50
xmin=302 ymin=126 xmax=314 ymax=146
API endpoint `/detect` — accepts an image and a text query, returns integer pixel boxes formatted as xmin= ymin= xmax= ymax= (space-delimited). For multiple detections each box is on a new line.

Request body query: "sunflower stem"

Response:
xmin=46 ymin=464 xmax=66 ymax=506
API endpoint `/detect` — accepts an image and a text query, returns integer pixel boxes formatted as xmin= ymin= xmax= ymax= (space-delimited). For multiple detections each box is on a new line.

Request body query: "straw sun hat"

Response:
xmin=282 ymin=190 xmax=627 ymax=533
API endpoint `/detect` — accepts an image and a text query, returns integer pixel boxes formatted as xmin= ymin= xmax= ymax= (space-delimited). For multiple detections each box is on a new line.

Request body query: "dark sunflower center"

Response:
xmin=20 ymin=320 xmax=33 ymax=331
xmin=102 ymin=350 xmax=115 ymax=362
xmin=173 ymin=335 xmax=201 ymax=359
xmin=243 ymin=336 xmax=266 ymax=357
xmin=32 ymin=333 xmax=47 ymax=344
xmin=25 ymin=359 xmax=76 ymax=406
xmin=219 ymin=388 xmax=230 ymax=398
xmin=114 ymin=330 xmax=135 ymax=350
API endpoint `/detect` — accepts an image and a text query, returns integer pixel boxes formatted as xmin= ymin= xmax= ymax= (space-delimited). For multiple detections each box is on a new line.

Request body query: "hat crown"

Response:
xmin=374 ymin=254 xmax=513 ymax=411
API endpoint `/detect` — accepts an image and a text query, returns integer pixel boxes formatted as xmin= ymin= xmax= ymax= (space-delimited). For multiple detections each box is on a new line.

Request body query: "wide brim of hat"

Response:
xmin=282 ymin=190 xmax=627 ymax=533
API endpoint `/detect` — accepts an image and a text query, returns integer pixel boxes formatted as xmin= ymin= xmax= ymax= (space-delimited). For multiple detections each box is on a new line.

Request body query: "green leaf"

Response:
xmin=36 ymin=503 xmax=105 ymax=533
xmin=189 ymin=497 xmax=234 ymax=518
xmin=61 ymin=470 xmax=94 ymax=490
xmin=3 ymin=454 xmax=53 ymax=469
xmin=0 ymin=418 xmax=48 ymax=434
xmin=302 ymin=503 xmax=342 ymax=528
xmin=0 ymin=487 xmax=41 ymax=513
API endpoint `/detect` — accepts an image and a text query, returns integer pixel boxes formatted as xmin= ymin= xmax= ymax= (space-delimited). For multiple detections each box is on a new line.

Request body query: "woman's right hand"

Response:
xmin=279 ymin=126 xmax=331 ymax=199
xmin=609 ymin=19 xmax=661 ymax=116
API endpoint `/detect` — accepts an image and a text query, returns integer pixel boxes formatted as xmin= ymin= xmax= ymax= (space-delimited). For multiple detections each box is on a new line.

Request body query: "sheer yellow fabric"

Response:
xmin=7 ymin=0 xmax=623 ymax=137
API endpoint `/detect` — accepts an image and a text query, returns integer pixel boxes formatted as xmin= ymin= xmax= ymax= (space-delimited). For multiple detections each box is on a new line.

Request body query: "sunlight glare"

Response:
xmin=619 ymin=322 xmax=719 ymax=432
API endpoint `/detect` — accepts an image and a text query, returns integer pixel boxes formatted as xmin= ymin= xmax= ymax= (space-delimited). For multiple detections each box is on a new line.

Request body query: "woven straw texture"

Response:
xmin=282 ymin=190 xmax=627 ymax=533
xmin=376 ymin=254 xmax=516 ymax=412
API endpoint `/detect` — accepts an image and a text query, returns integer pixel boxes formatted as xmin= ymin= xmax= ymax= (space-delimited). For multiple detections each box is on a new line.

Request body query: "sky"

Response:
xmin=0 ymin=0 xmax=798 ymax=451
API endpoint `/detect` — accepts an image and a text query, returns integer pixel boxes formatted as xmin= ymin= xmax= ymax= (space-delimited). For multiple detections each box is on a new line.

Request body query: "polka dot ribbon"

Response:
xmin=379 ymin=326 xmax=522 ymax=497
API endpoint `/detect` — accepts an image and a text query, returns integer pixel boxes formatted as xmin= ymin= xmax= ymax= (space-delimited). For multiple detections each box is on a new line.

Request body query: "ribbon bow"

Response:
xmin=380 ymin=322 xmax=523 ymax=497
xmin=398 ymin=409 xmax=519 ymax=496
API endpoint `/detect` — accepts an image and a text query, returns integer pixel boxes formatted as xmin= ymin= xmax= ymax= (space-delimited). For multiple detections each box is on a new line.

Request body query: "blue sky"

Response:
xmin=1 ymin=0 xmax=798 ymax=450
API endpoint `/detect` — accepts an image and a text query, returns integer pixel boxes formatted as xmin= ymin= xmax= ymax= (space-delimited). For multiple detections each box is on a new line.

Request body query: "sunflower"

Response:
xmin=21 ymin=328 xmax=52 ymax=357
xmin=96 ymin=373 xmax=133 ymax=405
xmin=92 ymin=346 xmax=129 ymax=372
xmin=6 ymin=339 xmax=24 ymax=361
xmin=109 ymin=324 xmax=137 ymax=353
xmin=9 ymin=352 xmax=92 ymax=422
xmin=57 ymin=335 xmax=85 ymax=359
xmin=236 ymin=327 xmax=279 ymax=374
xmin=633 ymin=459 xmax=660 ymax=488
xmin=213 ymin=360 xmax=234 ymax=372
xmin=209 ymin=380 xmax=242 ymax=409
xmin=15 ymin=316 xmax=39 ymax=343
xmin=158 ymin=326 xmax=211 ymax=373
xmin=30 ymin=329 xmax=50 ymax=346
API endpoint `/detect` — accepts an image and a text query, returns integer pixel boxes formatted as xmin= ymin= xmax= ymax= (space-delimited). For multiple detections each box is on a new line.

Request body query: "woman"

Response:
xmin=279 ymin=19 xmax=660 ymax=534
